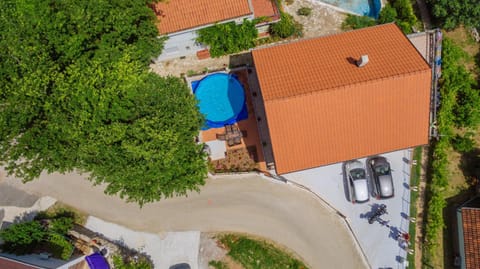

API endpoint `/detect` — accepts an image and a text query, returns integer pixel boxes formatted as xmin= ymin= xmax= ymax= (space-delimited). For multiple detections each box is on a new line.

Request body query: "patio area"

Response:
xmin=195 ymin=69 xmax=267 ymax=173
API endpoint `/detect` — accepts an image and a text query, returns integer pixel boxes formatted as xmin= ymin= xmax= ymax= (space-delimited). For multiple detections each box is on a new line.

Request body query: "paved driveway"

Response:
xmin=284 ymin=149 xmax=413 ymax=269
xmin=2 ymin=171 xmax=367 ymax=269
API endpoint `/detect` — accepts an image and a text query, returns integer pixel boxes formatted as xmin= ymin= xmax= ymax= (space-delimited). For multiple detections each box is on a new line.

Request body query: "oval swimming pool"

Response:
xmin=194 ymin=73 xmax=245 ymax=126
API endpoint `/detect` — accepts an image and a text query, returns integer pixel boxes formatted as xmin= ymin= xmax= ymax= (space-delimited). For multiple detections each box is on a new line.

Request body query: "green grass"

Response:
xmin=408 ymin=147 xmax=423 ymax=269
xmin=209 ymin=260 xmax=228 ymax=269
xmin=219 ymin=234 xmax=308 ymax=269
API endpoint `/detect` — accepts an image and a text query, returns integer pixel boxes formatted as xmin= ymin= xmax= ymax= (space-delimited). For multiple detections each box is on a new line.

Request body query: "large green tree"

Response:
xmin=429 ymin=0 xmax=480 ymax=29
xmin=0 ymin=0 xmax=207 ymax=205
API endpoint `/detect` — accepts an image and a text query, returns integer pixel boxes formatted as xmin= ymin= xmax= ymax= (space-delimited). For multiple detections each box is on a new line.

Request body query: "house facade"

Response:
xmin=152 ymin=0 xmax=279 ymax=61
xmin=251 ymin=23 xmax=433 ymax=174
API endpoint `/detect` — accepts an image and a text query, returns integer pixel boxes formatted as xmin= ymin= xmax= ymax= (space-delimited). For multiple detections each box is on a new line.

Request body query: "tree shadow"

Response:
xmin=229 ymin=52 xmax=253 ymax=69
xmin=458 ymin=148 xmax=480 ymax=183
xmin=13 ymin=210 xmax=39 ymax=223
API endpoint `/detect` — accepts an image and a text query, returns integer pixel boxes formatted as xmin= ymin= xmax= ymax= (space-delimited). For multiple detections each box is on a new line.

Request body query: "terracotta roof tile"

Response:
xmin=253 ymin=23 xmax=430 ymax=101
xmin=251 ymin=0 xmax=279 ymax=18
xmin=152 ymin=0 xmax=252 ymax=34
xmin=462 ymin=208 xmax=480 ymax=269
xmin=252 ymin=24 xmax=432 ymax=174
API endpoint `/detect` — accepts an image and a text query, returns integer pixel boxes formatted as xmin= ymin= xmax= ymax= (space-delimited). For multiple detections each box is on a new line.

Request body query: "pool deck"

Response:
xmin=199 ymin=69 xmax=267 ymax=172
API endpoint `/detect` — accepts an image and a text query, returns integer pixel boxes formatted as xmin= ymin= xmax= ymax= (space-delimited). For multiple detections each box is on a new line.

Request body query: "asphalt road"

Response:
xmin=1 ymin=171 xmax=367 ymax=269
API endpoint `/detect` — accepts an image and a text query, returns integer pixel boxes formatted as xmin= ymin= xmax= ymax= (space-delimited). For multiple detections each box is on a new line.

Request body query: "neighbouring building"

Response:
xmin=151 ymin=0 xmax=279 ymax=61
xmin=457 ymin=196 xmax=480 ymax=269
xmin=251 ymin=23 xmax=432 ymax=175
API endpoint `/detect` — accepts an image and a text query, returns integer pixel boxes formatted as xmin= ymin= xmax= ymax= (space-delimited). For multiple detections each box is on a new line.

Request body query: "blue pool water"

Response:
xmin=192 ymin=73 xmax=247 ymax=130
xmin=319 ymin=0 xmax=381 ymax=18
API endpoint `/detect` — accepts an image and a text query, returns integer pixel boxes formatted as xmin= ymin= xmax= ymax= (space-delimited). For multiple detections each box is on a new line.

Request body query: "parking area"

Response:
xmin=283 ymin=149 xmax=413 ymax=269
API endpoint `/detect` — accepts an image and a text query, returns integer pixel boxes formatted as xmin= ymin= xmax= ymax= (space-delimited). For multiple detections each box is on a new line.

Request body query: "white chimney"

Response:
xmin=356 ymin=55 xmax=369 ymax=67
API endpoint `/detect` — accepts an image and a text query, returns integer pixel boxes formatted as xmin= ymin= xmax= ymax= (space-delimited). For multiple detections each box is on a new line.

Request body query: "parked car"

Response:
xmin=345 ymin=160 xmax=369 ymax=203
xmin=169 ymin=263 xmax=191 ymax=269
xmin=369 ymin=157 xmax=394 ymax=199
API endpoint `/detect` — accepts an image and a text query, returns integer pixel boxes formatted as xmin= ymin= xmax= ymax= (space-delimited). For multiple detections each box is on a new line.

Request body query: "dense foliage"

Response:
xmin=342 ymin=0 xmax=418 ymax=34
xmin=197 ymin=20 xmax=258 ymax=57
xmin=428 ymin=0 xmax=480 ymax=30
xmin=0 ymin=221 xmax=46 ymax=254
xmin=0 ymin=210 xmax=76 ymax=259
xmin=270 ymin=12 xmax=303 ymax=38
xmin=0 ymin=0 xmax=207 ymax=205
xmin=423 ymin=38 xmax=480 ymax=264
xmin=377 ymin=4 xmax=398 ymax=24
xmin=342 ymin=15 xmax=376 ymax=30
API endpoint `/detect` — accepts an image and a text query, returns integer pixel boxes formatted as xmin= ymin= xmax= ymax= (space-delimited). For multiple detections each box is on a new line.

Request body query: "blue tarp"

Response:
xmin=86 ymin=253 xmax=110 ymax=269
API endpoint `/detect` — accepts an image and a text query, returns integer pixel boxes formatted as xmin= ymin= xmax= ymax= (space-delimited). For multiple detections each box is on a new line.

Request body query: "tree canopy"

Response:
xmin=197 ymin=20 xmax=258 ymax=58
xmin=0 ymin=0 xmax=207 ymax=205
xmin=429 ymin=0 xmax=480 ymax=30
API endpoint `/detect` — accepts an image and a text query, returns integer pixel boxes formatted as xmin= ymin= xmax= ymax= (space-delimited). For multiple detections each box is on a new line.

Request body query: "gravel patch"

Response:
xmin=284 ymin=0 xmax=346 ymax=39
xmin=198 ymin=233 xmax=227 ymax=269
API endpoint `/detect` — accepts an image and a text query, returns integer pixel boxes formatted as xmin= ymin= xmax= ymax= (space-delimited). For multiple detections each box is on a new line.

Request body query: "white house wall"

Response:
xmin=156 ymin=30 xmax=205 ymax=62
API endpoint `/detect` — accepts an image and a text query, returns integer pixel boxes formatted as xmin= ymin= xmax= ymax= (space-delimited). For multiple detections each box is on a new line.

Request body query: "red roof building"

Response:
xmin=457 ymin=196 xmax=480 ymax=269
xmin=252 ymin=23 xmax=432 ymax=174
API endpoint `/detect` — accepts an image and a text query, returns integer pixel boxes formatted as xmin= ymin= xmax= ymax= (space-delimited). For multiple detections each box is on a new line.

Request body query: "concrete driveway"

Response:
xmin=284 ymin=149 xmax=414 ymax=268
xmin=1 ymin=171 xmax=367 ymax=269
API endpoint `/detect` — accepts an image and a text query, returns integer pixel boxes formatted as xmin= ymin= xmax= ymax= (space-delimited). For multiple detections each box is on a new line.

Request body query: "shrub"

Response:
xmin=341 ymin=14 xmax=376 ymax=30
xmin=49 ymin=217 xmax=74 ymax=235
xmin=197 ymin=20 xmax=258 ymax=57
xmin=285 ymin=0 xmax=294 ymax=5
xmin=297 ymin=7 xmax=312 ymax=16
xmin=270 ymin=12 xmax=303 ymax=38
xmin=0 ymin=221 xmax=46 ymax=254
xmin=452 ymin=132 xmax=476 ymax=153
xmin=378 ymin=4 xmax=397 ymax=24
xmin=47 ymin=233 xmax=73 ymax=260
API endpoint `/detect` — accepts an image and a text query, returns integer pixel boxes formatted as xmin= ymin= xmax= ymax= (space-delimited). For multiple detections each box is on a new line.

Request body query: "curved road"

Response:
xmin=2 ymin=172 xmax=367 ymax=269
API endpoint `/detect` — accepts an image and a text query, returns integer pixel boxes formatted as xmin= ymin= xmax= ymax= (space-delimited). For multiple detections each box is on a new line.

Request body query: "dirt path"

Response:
xmin=3 ymin=172 xmax=367 ymax=269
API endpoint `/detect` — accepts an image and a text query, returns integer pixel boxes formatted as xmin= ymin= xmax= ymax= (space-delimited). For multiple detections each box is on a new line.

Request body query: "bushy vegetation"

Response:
xmin=0 ymin=0 xmax=207 ymax=205
xmin=0 ymin=221 xmax=46 ymax=255
xmin=219 ymin=234 xmax=308 ymax=269
xmin=428 ymin=0 xmax=480 ymax=30
xmin=342 ymin=15 xmax=376 ymax=30
xmin=452 ymin=132 xmax=476 ymax=153
xmin=342 ymin=0 xmax=418 ymax=33
xmin=270 ymin=12 xmax=303 ymax=38
xmin=297 ymin=7 xmax=312 ymax=16
xmin=197 ymin=20 xmax=258 ymax=57
xmin=423 ymin=38 xmax=480 ymax=265
xmin=0 ymin=210 xmax=76 ymax=260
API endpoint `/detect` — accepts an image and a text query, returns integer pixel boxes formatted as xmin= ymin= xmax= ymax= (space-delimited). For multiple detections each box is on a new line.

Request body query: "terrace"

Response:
xmin=188 ymin=69 xmax=267 ymax=173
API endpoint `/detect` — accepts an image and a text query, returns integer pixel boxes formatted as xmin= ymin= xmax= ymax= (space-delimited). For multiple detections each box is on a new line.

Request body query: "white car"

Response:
xmin=345 ymin=160 xmax=369 ymax=203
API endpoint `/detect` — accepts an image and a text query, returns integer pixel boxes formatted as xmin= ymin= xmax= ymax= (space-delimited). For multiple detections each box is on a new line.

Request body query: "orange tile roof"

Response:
xmin=252 ymin=24 xmax=432 ymax=174
xmin=152 ymin=0 xmax=252 ymax=34
xmin=252 ymin=0 xmax=279 ymax=19
xmin=253 ymin=23 xmax=430 ymax=101
xmin=461 ymin=207 xmax=480 ymax=269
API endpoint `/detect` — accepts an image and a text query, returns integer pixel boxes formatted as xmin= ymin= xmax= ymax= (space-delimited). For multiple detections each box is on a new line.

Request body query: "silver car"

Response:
xmin=369 ymin=157 xmax=394 ymax=199
xmin=345 ymin=160 xmax=370 ymax=203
